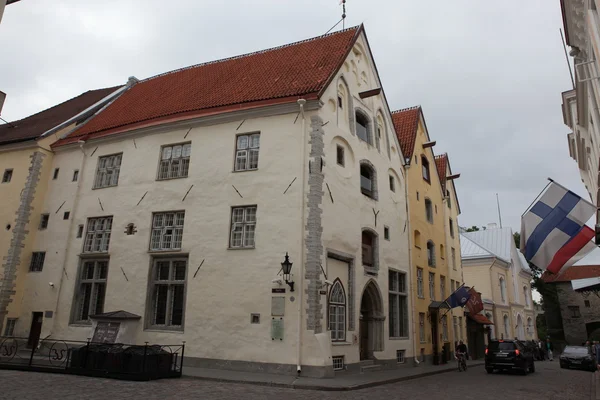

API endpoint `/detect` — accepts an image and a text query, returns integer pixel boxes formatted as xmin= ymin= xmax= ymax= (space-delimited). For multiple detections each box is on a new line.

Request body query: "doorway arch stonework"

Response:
xmin=359 ymin=280 xmax=385 ymax=360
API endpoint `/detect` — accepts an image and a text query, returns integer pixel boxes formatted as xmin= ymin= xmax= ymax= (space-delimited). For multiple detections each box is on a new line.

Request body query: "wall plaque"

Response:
xmin=271 ymin=318 xmax=284 ymax=341
xmin=92 ymin=322 xmax=120 ymax=343
xmin=271 ymin=296 xmax=285 ymax=316
xmin=272 ymin=288 xmax=286 ymax=294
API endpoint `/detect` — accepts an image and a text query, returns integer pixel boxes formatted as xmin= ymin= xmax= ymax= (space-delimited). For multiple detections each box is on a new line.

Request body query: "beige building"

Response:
xmin=460 ymin=225 xmax=537 ymax=355
xmin=0 ymin=85 xmax=125 ymax=337
xmin=9 ymin=26 xmax=415 ymax=377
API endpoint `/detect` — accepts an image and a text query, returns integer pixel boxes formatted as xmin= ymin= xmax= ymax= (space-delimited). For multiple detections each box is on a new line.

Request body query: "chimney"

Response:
xmin=487 ymin=223 xmax=498 ymax=230
xmin=126 ymin=76 xmax=139 ymax=87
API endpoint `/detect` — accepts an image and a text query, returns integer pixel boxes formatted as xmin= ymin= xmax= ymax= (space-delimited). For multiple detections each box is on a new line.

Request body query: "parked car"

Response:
xmin=485 ymin=340 xmax=535 ymax=375
xmin=559 ymin=346 xmax=597 ymax=372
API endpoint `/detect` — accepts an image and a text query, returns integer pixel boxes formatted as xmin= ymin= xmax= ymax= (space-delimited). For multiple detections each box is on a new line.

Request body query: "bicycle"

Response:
xmin=456 ymin=352 xmax=467 ymax=372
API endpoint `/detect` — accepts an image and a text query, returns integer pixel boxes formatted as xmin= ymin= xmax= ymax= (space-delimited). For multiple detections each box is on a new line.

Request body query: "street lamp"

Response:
xmin=281 ymin=252 xmax=294 ymax=292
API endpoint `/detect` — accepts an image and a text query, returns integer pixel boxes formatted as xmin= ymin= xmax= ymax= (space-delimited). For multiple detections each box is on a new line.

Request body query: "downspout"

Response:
xmin=403 ymin=163 xmax=420 ymax=364
xmin=296 ymin=99 xmax=307 ymax=374
xmin=488 ymin=257 xmax=498 ymax=339
xmin=50 ymin=141 xmax=87 ymax=333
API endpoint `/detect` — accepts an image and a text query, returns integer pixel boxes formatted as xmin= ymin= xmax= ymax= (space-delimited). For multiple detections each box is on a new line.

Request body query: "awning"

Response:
xmin=428 ymin=301 xmax=450 ymax=309
xmin=467 ymin=313 xmax=494 ymax=325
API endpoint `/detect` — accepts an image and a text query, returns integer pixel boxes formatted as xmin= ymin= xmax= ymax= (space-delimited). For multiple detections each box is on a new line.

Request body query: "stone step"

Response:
xmin=360 ymin=364 xmax=382 ymax=373
xmin=359 ymin=360 xmax=374 ymax=366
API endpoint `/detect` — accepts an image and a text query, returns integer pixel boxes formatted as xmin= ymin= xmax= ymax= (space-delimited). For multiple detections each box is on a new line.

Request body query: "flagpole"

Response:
xmin=521 ymin=179 xmax=553 ymax=217
xmin=439 ymin=283 xmax=467 ymax=321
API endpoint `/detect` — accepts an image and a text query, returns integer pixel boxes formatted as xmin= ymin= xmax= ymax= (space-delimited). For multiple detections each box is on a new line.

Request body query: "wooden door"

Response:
xmin=27 ymin=312 xmax=43 ymax=349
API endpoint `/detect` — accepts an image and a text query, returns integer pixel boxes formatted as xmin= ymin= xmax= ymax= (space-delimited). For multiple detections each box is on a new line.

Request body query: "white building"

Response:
xmin=561 ymin=0 xmax=600 ymax=205
xmin=13 ymin=26 xmax=413 ymax=377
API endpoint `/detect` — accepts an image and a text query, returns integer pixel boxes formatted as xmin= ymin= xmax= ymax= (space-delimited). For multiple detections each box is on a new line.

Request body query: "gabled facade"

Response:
xmin=461 ymin=226 xmax=537 ymax=345
xmin=391 ymin=107 xmax=465 ymax=364
xmin=12 ymin=26 xmax=414 ymax=377
xmin=0 ymin=85 xmax=125 ymax=336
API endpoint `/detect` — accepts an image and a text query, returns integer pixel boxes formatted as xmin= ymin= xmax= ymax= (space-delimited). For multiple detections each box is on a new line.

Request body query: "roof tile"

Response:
xmin=542 ymin=265 xmax=600 ymax=283
xmin=54 ymin=26 xmax=361 ymax=147
xmin=391 ymin=106 xmax=421 ymax=160
xmin=435 ymin=153 xmax=448 ymax=192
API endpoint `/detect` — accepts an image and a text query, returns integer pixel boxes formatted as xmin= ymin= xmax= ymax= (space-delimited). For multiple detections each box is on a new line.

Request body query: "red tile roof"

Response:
xmin=435 ymin=153 xmax=448 ymax=191
xmin=391 ymin=106 xmax=421 ymax=160
xmin=54 ymin=26 xmax=362 ymax=147
xmin=0 ymin=87 xmax=120 ymax=146
xmin=542 ymin=265 xmax=600 ymax=283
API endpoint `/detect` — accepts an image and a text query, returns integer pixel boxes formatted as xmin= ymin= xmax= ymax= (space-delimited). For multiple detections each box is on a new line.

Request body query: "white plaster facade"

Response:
xmin=15 ymin=30 xmax=412 ymax=376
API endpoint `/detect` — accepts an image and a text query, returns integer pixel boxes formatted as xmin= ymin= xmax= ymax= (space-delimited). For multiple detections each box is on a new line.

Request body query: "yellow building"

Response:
xmin=392 ymin=106 xmax=465 ymax=364
xmin=0 ymin=86 xmax=122 ymax=338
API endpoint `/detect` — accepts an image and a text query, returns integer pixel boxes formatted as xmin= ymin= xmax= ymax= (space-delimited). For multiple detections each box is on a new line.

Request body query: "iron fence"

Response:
xmin=0 ymin=336 xmax=184 ymax=381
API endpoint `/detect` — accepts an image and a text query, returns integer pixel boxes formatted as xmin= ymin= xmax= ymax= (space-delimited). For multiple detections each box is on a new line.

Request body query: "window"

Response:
xmin=229 ymin=206 xmax=256 ymax=248
xmin=425 ymin=199 xmax=433 ymax=223
xmin=451 ymin=247 xmax=457 ymax=270
xmin=63 ymin=211 xmax=70 ymax=220
xmin=419 ymin=313 xmax=426 ymax=342
xmin=585 ymin=300 xmax=591 ymax=308
xmin=527 ymin=317 xmax=533 ymax=334
xmin=72 ymin=170 xmax=79 ymax=182
xmin=451 ymin=279 xmax=455 ymax=294
xmin=94 ymin=153 xmax=122 ymax=189
xmin=440 ymin=275 xmax=446 ymax=299
xmin=2 ymin=169 xmax=13 ymax=183
xmin=389 ymin=175 xmax=395 ymax=192
xmin=53 ymin=168 xmax=60 ymax=180
xmin=76 ymin=224 xmax=84 ymax=238
xmin=421 ymin=156 xmax=430 ymax=183
xmin=83 ymin=217 xmax=113 ymax=253
xmin=384 ymin=226 xmax=390 ymax=241
xmin=414 ymin=230 xmax=421 ymax=248
xmin=441 ymin=315 xmax=448 ymax=342
xmin=568 ymin=306 xmax=581 ymax=318
xmin=503 ymin=315 xmax=509 ymax=338
xmin=39 ymin=214 xmax=49 ymax=230
xmin=151 ymin=212 xmax=185 ymax=251
xmin=332 ymin=356 xmax=345 ymax=371
xmin=362 ymin=230 xmax=377 ymax=269
xmin=360 ymin=163 xmax=377 ymax=199
xmin=449 ymin=218 xmax=454 ymax=238
xmin=523 ymin=286 xmax=530 ymax=307
xmin=416 ymin=191 xmax=420 ymax=201
xmin=73 ymin=259 xmax=108 ymax=323
xmin=337 ymin=95 xmax=343 ymax=109
xmin=158 ymin=143 xmax=191 ymax=180
xmin=427 ymin=241 xmax=436 ymax=267
xmin=417 ymin=268 xmax=424 ymax=298
xmin=440 ymin=244 xmax=445 ymax=260
xmin=148 ymin=258 xmax=187 ymax=330
xmin=447 ymin=190 xmax=451 ymax=209
xmin=429 ymin=272 xmax=435 ymax=300
xmin=458 ymin=317 xmax=463 ymax=340
xmin=356 ymin=111 xmax=371 ymax=144
xmin=29 ymin=252 xmax=46 ymax=272
xmin=336 ymin=145 xmax=345 ymax=167
xmin=4 ymin=318 xmax=16 ymax=336
xmin=234 ymin=133 xmax=260 ymax=171
xmin=389 ymin=270 xmax=408 ymax=338
xmin=396 ymin=350 xmax=405 ymax=363
xmin=453 ymin=316 xmax=458 ymax=343
xmin=499 ymin=276 xmax=507 ymax=303
xmin=328 ymin=280 xmax=346 ymax=341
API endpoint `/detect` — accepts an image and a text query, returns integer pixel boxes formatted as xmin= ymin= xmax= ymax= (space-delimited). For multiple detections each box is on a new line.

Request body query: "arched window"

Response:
xmin=427 ymin=241 xmax=436 ymax=267
xmin=523 ymin=286 xmax=530 ymax=307
xmin=360 ymin=161 xmax=377 ymax=200
xmin=355 ymin=110 xmax=372 ymax=145
xmin=425 ymin=198 xmax=433 ymax=223
xmin=499 ymin=277 xmax=507 ymax=303
xmin=329 ymin=280 xmax=346 ymax=341
xmin=503 ymin=314 xmax=509 ymax=338
xmin=486 ymin=312 xmax=495 ymax=339
xmin=421 ymin=155 xmax=430 ymax=183
xmin=527 ymin=317 xmax=533 ymax=336
xmin=362 ymin=229 xmax=378 ymax=271
xmin=414 ymin=230 xmax=421 ymax=248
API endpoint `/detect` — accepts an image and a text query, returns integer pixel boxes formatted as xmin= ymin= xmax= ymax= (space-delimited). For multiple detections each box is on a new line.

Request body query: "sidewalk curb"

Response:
xmin=183 ymin=362 xmax=486 ymax=391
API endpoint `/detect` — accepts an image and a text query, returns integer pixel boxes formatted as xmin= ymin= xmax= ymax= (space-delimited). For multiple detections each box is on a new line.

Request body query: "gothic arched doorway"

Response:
xmin=359 ymin=280 xmax=384 ymax=360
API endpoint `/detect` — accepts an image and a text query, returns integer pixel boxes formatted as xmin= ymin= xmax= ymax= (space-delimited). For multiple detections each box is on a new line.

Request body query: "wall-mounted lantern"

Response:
xmin=281 ymin=252 xmax=294 ymax=292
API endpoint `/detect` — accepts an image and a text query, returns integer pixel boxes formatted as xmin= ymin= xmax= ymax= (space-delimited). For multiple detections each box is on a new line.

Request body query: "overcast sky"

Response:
xmin=0 ymin=0 xmax=584 ymax=234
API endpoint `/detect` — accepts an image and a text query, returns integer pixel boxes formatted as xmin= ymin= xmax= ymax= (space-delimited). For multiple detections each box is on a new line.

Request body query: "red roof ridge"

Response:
xmin=391 ymin=105 xmax=421 ymax=114
xmin=435 ymin=152 xmax=448 ymax=160
xmin=142 ymin=25 xmax=362 ymax=84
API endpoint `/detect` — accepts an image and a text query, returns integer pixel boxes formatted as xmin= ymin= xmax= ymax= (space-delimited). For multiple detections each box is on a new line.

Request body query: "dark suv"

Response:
xmin=485 ymin=340 xmax=535 ymax=375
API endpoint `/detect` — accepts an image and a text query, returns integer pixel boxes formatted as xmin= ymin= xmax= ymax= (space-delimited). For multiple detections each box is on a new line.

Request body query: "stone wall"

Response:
xmin=555 ymin=282 xmax=600 ymax=345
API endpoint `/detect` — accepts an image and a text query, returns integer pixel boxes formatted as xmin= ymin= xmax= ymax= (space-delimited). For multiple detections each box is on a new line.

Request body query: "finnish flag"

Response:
xmin=520 ymin=181 xmax=596 ymax=275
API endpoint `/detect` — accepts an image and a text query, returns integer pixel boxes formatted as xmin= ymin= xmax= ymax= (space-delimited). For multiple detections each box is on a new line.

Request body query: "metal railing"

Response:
xmin=0 ymin=336 xmax=184 ymax=381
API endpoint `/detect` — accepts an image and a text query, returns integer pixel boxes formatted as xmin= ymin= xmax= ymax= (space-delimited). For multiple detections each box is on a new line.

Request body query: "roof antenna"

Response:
xmin=325 ymin=0 xmax=347 ymax=34
xmin=496 ymin=193 xmax=503 ymax=229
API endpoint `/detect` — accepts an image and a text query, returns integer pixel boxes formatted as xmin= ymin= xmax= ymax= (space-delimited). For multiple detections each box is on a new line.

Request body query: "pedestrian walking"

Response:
xmin=546 ymin=338 xmax=554 ymax=361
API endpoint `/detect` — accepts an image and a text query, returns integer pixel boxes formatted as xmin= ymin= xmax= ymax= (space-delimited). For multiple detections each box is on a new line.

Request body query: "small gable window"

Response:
xmin=355 ymin=111 xmax=371 ymax=145
xmin=421 ymin=156 xmax=430 ymax=183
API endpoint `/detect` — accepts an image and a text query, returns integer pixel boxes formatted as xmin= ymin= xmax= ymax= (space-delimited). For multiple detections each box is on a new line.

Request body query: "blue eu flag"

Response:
xmin=445 ymin=285 xmax=471 ymax=309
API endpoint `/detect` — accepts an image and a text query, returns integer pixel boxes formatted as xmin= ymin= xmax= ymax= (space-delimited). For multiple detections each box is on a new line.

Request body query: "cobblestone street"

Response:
xmin=0 ymin=361 xmax=593 ymax=400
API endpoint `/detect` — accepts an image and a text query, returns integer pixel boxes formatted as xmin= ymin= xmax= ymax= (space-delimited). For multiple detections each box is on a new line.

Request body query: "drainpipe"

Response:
xmin=50 ymin=140 xmax=88 ymax=334
xmin=488 ymin=258 xmax=498 ymax=339
xmin=296 ymin=98 xmax=307 ymax=374
xmin=403 ymin=163 xmax=420 ymax=364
